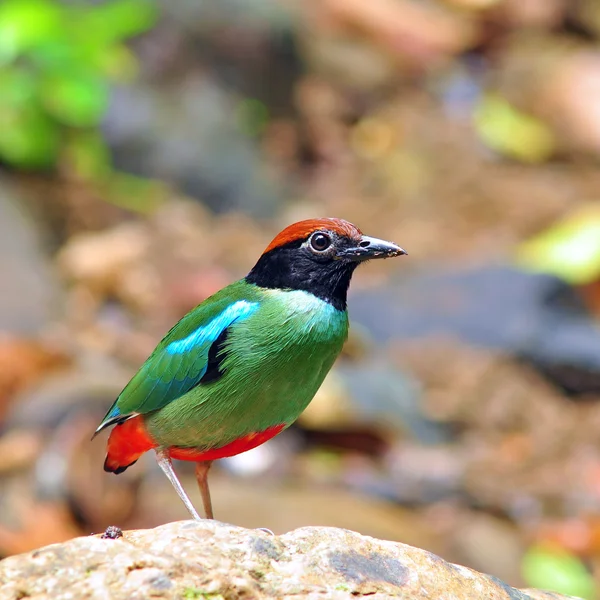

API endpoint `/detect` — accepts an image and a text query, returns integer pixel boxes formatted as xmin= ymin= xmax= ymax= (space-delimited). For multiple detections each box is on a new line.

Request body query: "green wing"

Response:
xmin=94 ymin=285 xmax=259 ymax=434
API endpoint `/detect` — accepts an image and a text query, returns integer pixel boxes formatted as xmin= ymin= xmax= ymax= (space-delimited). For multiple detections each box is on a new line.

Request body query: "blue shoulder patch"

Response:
xmin=106 ymin=406 xmax=121 ymax=419
xmin=166 ymin=300 xmax=259 ymax=355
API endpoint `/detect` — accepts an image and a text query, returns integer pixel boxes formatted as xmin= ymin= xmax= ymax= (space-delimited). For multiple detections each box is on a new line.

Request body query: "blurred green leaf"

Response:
xmin=40 ymin=71 xmax=108 ymax=127
xmin=0 ymin=0 xmax=64 ymax=64
xmin=516 ymin=205 xmax=600 ymax=285
xmin=0 ymin=0 xmax=157 ymax=183
xmin=29 ymin=36 xmax=138 ymax=82
xmin=91 ymin=43 xmax=139 ymax=81
xmin=474 ymin=94 xmax=556 ymax=164
xmin=79 ymin=0 xmax=158 ymax=44
xmin=0 ymin=107 xmax=59 ymax=168
xmin=28 ymin=40 xmax=87 ymax=73
xmin=104 ymin=172 xmax=166 ymax=213
xmin=65 ymin=132 xmax=112 ymax=180
xmin=0 ymin=69 xmax=37 ymax=107
xmin=522 ymin=544 xmax=595 ymax=600
xmin=236 ymin=98 xmax=270 ymax=137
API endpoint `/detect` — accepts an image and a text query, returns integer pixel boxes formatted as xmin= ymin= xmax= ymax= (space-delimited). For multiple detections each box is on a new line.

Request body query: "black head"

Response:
xmin=245 ymin=218 xmax=406 ymax=311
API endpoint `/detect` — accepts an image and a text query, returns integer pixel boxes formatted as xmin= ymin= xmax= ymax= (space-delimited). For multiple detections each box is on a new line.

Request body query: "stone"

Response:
xmin=298 ymin=359 xmax=448 ymax=444
xmin=105 ymin=77 xmax=284 ymax=218
xmin=0 ymin=178 xmax=63 ymax=333
xmin=349 ymin=266 xmax=600 ymax=396
xmin=0 ymin=520 xmax=579 ymax=599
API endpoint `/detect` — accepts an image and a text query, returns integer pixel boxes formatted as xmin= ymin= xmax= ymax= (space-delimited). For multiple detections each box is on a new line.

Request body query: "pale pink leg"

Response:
xmin=195 ymin=460 xmax=214 ymax=519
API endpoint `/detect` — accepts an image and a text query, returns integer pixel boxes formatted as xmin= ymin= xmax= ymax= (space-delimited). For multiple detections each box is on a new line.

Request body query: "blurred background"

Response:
xmin=3 ymin=0 xmax=600 ymax=596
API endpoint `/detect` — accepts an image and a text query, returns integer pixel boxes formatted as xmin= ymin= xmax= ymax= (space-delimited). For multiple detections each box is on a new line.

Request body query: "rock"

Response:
xmin=56 ymin=223 xmax=150 ymax=296
xmin=298 ymin=359 xmax=449 ymax=445
xmin=497 ymin=0 xmax=566 ymax=28
xmin=0 ymin=520 xmax=578 ymax=599
xmin=105 ymin=75 xmax=285 ymax=218
xmin=0 ymin=357 xmax=141 ymax=548
xmin=452 ymin=511 xmax=525 ymax=587
xmin=0 ymin=179 xmax=63 ymax=333
xmin=538 ymin=49 xmax=600 ymax=156
xmin=141 ymin=476 xmax=449 ymax=555
xmin=0 ymin=336 xmax=70 ymax=423
xmin=103 ymin=0 xmax=298 ymax=219
xmin=349 ymin=266 xmax=600 ymax=396
xmin=349 ymin=266 xmax=581 ymax=352
xmin=492 ymin=35 xmax=600 ymax=157
xmin=302 ymin=0 xmax=479 ymax=73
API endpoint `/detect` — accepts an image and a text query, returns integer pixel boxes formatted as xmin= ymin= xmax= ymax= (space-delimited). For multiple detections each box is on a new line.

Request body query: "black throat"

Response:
xmin=245 ymin=241 xmax=358 ymax=311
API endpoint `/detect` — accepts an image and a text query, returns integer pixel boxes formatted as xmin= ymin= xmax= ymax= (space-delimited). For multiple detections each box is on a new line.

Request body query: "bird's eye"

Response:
xmin=310 ymin=232 xmax=332 ymax=252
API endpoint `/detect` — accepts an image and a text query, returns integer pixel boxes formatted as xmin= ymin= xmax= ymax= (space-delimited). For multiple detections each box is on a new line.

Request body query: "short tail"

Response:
xmin=103 ymin=457 xmax=137 ymax=474
xmin=103 ymin=415 xmax=156 ymax=475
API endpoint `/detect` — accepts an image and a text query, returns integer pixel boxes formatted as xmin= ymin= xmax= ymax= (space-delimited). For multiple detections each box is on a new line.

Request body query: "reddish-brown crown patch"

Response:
xmin=263 ymin=218 xmax=362 ymax=254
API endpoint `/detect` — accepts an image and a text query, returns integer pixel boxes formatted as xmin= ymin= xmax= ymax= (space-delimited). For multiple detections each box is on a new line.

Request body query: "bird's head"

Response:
xmin=246 ymin=218 xmax=406 ymax=310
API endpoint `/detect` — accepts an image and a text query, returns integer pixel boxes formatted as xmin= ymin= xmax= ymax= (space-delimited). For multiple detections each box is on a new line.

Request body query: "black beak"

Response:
xmin=339 ymin=235 xmax=407 ymax=262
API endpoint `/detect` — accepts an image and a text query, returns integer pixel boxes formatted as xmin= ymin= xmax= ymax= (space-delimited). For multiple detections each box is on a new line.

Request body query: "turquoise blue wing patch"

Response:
xmin=96 ymin=300 xmax=259 ymax=431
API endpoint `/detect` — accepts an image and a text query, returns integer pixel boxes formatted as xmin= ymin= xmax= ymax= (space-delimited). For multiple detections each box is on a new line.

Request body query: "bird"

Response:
xmin=93 ymin=218 xmax=406 ymax=521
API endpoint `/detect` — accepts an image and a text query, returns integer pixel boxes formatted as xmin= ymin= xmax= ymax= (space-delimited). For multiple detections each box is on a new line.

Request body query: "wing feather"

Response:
xmin=94 ymin=295 xmax=259 ymax=435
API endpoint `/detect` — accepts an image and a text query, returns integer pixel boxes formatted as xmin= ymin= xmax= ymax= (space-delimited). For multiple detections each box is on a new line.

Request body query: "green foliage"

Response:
xmin=474 ymin=93 xmax=556 ymax=164
xmin=522 ymin=544 xmax=596 ymax=600
xmin=0 ymin=0 xmax=157 ymax=169
xmin=236 ymin=97 xmax=269 ymax=137
xmin=516 ymin=205 xmax=600 ymax=285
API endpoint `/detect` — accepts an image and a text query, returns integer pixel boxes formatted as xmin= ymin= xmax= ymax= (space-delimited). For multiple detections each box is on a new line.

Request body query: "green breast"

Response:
xmin=146 ymin=287 xmax=349 ymax=449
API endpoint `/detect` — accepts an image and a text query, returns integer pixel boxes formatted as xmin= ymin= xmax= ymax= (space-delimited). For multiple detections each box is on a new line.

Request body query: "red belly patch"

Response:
xmin=104 ymin=415 xmax=286 ymax=473
xmin=169 ymin=424 xmax=285 ymax=462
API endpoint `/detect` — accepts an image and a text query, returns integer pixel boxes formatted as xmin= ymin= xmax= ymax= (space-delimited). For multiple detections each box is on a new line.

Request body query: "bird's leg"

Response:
xmin=155 ymin=448 xmax=202 ymax=521
xmin=195 ymin=461 xmax=214 ymax=519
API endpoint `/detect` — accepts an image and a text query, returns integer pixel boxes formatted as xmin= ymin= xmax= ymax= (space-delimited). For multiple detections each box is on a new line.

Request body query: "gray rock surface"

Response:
xmin=349 ymin=266 xmax=600 ymax=396
xmin=0 ymin=520 xmax=580 ymax=599
xmin=0 ymin=179 xmax=62 ymax=333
